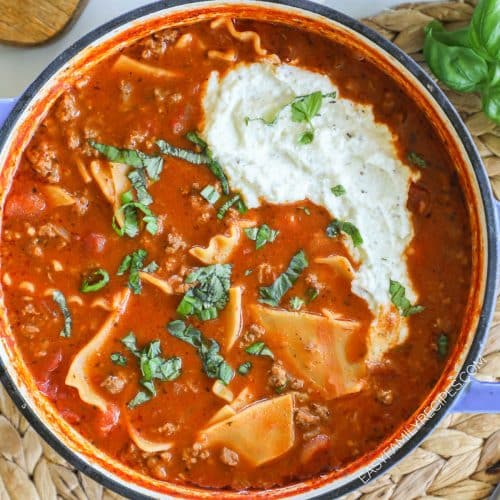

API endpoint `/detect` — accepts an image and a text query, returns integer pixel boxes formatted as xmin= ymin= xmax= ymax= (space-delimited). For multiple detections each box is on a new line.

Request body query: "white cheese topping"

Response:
xmin=202 ymin=62 xmax=417 ymax=316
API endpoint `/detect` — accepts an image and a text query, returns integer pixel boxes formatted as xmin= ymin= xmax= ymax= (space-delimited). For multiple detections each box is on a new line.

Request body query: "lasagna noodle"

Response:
xmin=210 ymin=17 xmax=267 ymax=56
xmin=65 ymin=289 xmax=131 ymax=412
xmin=113 ymin=54 xmax=182 ymax=79
xmin=189 ymin=224 xmax=240 ymax=264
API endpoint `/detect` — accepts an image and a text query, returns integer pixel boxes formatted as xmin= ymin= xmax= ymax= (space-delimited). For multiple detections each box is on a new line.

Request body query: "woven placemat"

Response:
xmin=0 ymin=1 xmax=498 ymax=499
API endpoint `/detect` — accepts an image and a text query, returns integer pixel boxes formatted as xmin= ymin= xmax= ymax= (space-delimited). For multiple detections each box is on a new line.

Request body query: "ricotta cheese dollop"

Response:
xmin=202 ymin=62 xmax=418 ymax=354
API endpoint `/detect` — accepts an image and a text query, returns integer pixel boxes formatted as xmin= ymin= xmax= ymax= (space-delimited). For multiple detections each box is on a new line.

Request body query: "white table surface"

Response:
xmin=0 ymin=0 xmax=435 ymax=98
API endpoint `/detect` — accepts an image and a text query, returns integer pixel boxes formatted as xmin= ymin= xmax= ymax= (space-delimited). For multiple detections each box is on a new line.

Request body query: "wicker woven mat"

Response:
xmin=0 ymin=1 xmax=498 ymax=499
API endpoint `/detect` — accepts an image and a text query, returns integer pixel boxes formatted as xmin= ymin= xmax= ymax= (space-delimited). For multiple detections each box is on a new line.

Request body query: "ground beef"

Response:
xmin=240 ymin=323 xmax=265 ymax=348
xmin=182 ymin=443 xmax=210 ymax=467
xmin=375 ymin=388 xmax=394 ymax=405
xmin=256 ymin=263 xmax=275 ymax=284
xmin=220 ymin=447 xmax=239 ymax=466
xmin=305 ymin=273 xmax=325 ymax=292
xmin=311 ymin=403 xmax=330 ymax=420
xmin=56 ymin=93 xmax=80 ymax=122
xmin=269 ymin=362 xmax=288 ymax=390
xmin=141 ymin=29 xmax=180 ymax=59
xmin=165 ymin=231 xmax=187 ymax=254
xmin=295 ymin=407 xmax=321 ymax=429
xmin=100 ymin=375 xmax=126 ymax=395
xmin=26 ymin=141 xmax=60 ymax=183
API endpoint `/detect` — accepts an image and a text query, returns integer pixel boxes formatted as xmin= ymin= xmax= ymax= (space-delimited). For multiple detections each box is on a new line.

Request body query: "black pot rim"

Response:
xmin=0 ymin=1 xmax=498 ymax=498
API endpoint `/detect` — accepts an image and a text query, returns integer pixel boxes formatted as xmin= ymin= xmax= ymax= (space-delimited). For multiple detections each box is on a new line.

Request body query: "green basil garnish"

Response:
xmin=110 ymin=352 xmax=127 ymax=366
xmin=112 ymin=190 xmax=158 ymax=238
xmin=389 ymin=280 xmax=425 ymax=317
xmin=326 ymin=219 xmax=363 ymax=247
xmin=237 ymin=361 xmax=252 ymax=375
xmin=166 ymin=320 xmax=233 ymax=384
xmin=52 ymin=290 xmax=72 ymax=338
xmin=244 ymin=224 xmax=279 ymax=250
xmin=437 ymin=333 xmax=449 ymax=358
xmin=259 ymin=250 xmax=308 ymax=307
xmin=407 ymin=151 xmax=427 ymax=168
xmin=200 ymin=185 xmax=220 ymax=204
xmin=121 ymin=332 xmax=182 ymax=408
xmin=289 ymin=296 xmax=305 ymax=311
xmin=245 ymin=341 xmax=274 ymax=359
xmin=80 ymin=269 xmax=110 ymax=293
xmin=176 ymin=264 xmax=232 ymax=320
xmin=331 ymin=184 xmax=346 ymax=197
xmin=217 ymin=195 xmax=242 ymax=220
xmin=117 ymin=249 xmax=157 ymax=294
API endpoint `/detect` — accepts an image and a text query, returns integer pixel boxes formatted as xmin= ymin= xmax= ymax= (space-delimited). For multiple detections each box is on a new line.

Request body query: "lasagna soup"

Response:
xmin=1 ymin=15 xmax=472 ymax=491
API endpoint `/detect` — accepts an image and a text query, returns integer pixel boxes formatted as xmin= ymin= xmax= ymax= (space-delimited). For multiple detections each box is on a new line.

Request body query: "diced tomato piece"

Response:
xmin=96 ymin=404 xmax=120 ymax=435
xmin=83 ymin=232 xmax=106 ymax=254
xmin=300 ymin=434 xmax=331 ymax=464
xmin=60 ymin=408 xmax=81 ymax=425
xmin=43 ymin=349 xmax=63 ymax=373
xmin=37 ymin=379 xmax=58 ymax=401
xmin=4 ymin=191 xmax=46 ymax=218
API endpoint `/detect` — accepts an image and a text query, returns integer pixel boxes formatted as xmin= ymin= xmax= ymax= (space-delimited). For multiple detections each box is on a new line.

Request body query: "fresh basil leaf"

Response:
xmin=122 ymin=332 xmax=182 ymax=406
xmin=424 ymin=20 xmax=489 ymax=93
xmin=389 ymin=279 xmax=425 ymax=317
xmin=298 ymin=131 xmax=314 ymax=144
xmin=111 ymin=352 xmax=127 ymax=366
xmin=117 ymin=249 xmax=155 ymax=294
xmin=482 ymin=82 xmax=500 ymax=122
xmin=407 ymin=151 xmax=427 ymax=168
xmin=259 ymin=250 xmax=308 ymax=306
xmin=236 ymin=198 xmax=248 ymax=214
xmin=121 ymin=331 xmax=139 ymax=355
xmin=166 ymin=320 xmax=234 ymax=384
xmin=437 ymin=333 xmax=449 ymax=358
xmin=326 ymin=219 xmax=363 ymax=247
xmin=52 ymin=290 xmax=72 ymax=338
xmin=331 ymin=184 xmax=346 ymax=197
xmin=291 ymin=91 xmax=324 ymax=123
xmin=245 ymin=341 xmax=274 ymax=359
xmin=237 ymin=361 xmax=252 ymax=375
xmin=469 ymin=0 xmax=500 ymax=63
xmin=113 ymin=191 xmax=158 ymax=238
xmin=289 ymin=296 xmax=305 ymax=311
xmin=157 ymin=136 xmax=230 ymax=195
xmin=80 ymin=269 xmax=110 ymax=293
xmin=200 ymin=185 xmax=220 ymax=204
xmin=128 ymin=169 xmax=153 ymax=206
xmin=177 ymin=264 xmax=232 ymax=320
xmin=306 ymin=287 xmax=319 ymax=302
xmin=217 ymin=195 xmax=241 ymax=220
xmin=244 ymin=224 xmax=279 ymax=250
xmin=89 ymin=140 xmax=164 ymax=181
xmin=128 ymin=391 xmax=151 ymax=409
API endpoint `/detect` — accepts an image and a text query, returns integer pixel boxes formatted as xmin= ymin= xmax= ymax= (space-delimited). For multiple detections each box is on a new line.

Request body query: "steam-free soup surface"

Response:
xmin=1 ymin=17 xmax=471 ymax=490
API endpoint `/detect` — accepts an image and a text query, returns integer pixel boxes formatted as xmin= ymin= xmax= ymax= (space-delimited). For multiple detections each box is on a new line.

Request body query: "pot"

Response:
xmin=0 ymin=1 xmax=498 ymax=498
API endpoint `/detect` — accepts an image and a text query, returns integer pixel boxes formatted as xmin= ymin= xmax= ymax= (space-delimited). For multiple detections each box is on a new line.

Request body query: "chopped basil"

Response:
xmin=117 ymin=249 xmax=157 ymax=294
xmin=259 ymin=250 xmax=308 ymax=307
xmin=407 ymin=151 xmax=427 ymax=168
xmin=176 ymin=264 xmax=232 ymax=320
xmin=128 ymin=391 xmax=151 ymax=409
xmin=245 ymin=341 xmax=274 ymax=359
xmin=289 ymin=296 xmax=305 ymax=311
xmin=110 ymin=352 xmax=127 ymax=366
xmin=244 ymin=224 xmax=279 ymax=250
xmin=52 ymin=290 xmax=72 ymax=338
xmin=298 ymin=131 xmax=314 ymax=144
xmin=246 ymin=91 xmax=336 ymax=145
xmin=80 ymin=269 xmax=110 ymax=293
xmin=275 ymin=382 xmax=288 ymax=394
xmin=88 ymin=140 xmax=163 ymax=180
xmin=389 ymin=280 xmax=425 ymax=317
xmin=236 ymin=197 xmax=248 ymax=214
xmin=156 ymin=134 xmax=230 ymax=195
xmin=326 ymin=219 xmax=363 ymax=247
xmin=237 ymin=361 xmax=252 ymax=375
xmin=331 ymin=184 xmax=346 ymax=197
xmin=166 ymin=320 xmax=234 ymax=384
xmin=200 ymin=185 xmax=220 ymax=205
xmin=306 ymin=287 xmax=319 ymax=302
xmin=128 ymin=169 xmax=153 ymax=206
xmin=437 ymin=333 xmax=449 ymax=358
xmin=217 ymin=195 xmax=241 ymax=220
xmin=121 ymin=332 xmax=182 ymax=408
xmin=113 ymin=191 xmax=158 ymax=238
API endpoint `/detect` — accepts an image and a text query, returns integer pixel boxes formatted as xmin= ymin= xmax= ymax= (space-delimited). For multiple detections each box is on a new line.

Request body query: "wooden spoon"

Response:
xmin=0 ymin=0 xmax=84 ymax=45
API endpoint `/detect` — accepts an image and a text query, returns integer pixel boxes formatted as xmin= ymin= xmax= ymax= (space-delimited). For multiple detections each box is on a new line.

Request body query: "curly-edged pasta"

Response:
xmin=210 ymin=17 xmax=268 ymax=56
